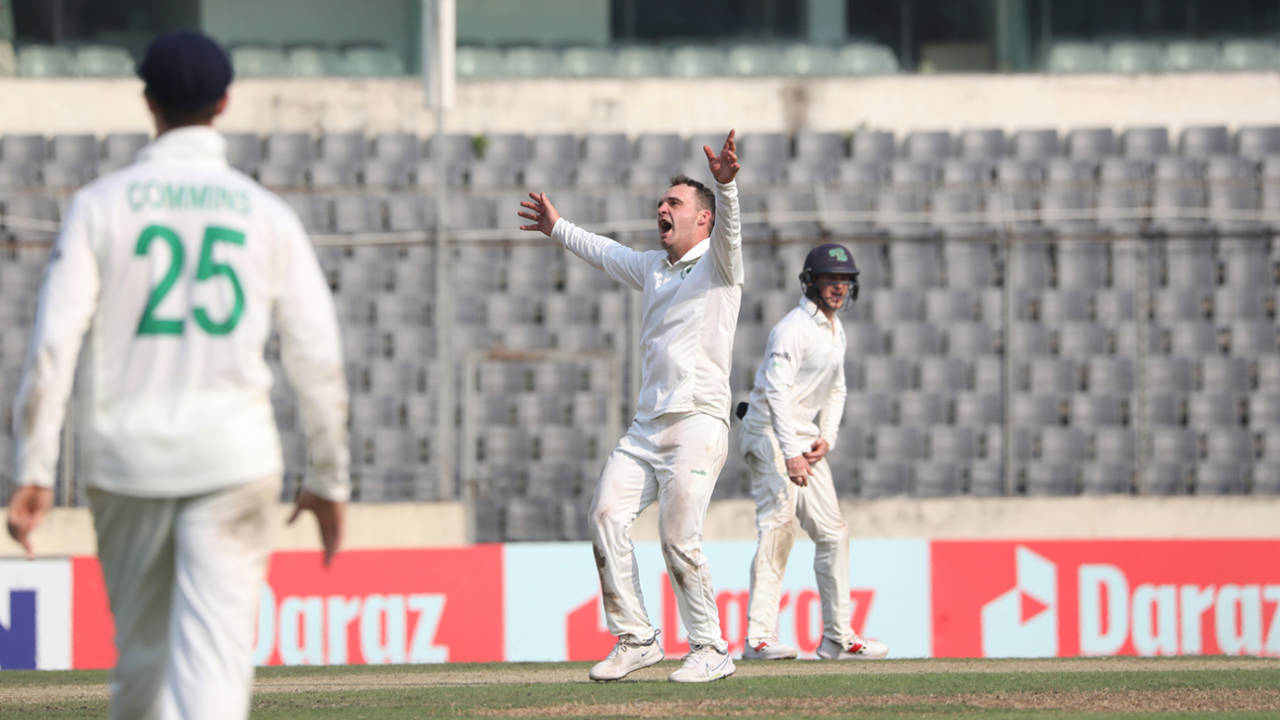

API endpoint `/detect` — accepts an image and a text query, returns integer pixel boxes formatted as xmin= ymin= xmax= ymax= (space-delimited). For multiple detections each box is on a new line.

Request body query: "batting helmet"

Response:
xmin=799 ymin=243 xmax=860 ymax=310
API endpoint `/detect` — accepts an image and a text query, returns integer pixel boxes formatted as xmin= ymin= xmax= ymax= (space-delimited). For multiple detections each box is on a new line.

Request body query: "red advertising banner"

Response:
xmin=69 ymin=547 xmax=504 ymax=669
xmin=932 ymin=540 xmax=1280 ymax=658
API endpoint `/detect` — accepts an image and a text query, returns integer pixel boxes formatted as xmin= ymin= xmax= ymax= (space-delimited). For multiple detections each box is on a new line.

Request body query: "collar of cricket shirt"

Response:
xmin=137 ymin=126 xmax=230 ymax=170
xmin=664 ymin=236 xmax=710 ymax=271
xmin=798 ymin=295 xmax=837 ymax=331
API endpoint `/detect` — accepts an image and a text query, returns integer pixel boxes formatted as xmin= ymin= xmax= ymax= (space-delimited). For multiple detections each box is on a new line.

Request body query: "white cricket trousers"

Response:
xmin=88 ymin=476 xmax=280 ymax=720
xmin=589 ymin=412 xmax=729 ymax=651
xmin=739 ymin=427 xmax=856 ymax=647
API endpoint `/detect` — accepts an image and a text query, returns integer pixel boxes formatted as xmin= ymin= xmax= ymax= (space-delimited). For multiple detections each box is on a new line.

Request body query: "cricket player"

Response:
xmin=5 ymin=32 xmax=348 ymax=719
xmin=737 ymin=243 xmax=888 ymax=661
xmin=518 ymin=131 xmax=742 ymax=682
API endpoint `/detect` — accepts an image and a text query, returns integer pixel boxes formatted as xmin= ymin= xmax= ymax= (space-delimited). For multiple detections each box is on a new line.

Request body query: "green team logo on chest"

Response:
xmin=680 ymin=265 xmax=695 ymax=279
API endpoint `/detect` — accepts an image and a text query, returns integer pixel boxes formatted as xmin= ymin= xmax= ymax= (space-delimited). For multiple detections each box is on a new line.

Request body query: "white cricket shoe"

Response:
xmin=588 ymin=634 xmax=664 ymax=681
xmin=817 ymin=636 xmax=889 ymax=660
xmin=669 ymin=644 xmax=735 ymax=683
xmin=741 ymin=638 xmax=798 ymax=660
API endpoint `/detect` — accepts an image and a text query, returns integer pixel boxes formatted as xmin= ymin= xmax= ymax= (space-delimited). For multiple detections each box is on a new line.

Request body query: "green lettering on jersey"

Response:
xmin=123 ymin=182 xmax=249 ymax=215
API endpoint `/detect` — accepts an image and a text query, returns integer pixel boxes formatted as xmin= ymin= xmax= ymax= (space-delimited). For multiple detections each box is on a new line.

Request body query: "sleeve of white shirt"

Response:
xmin=760 ymin=323 xmax=809 ymax=460
xmin=12 ymin=194 xmax=100 ymax=488
xmin=818 ymin=359 xmax=847 ymax=451
xmin=550 ymin=218 xmax=647 ymax=291
xmin=273 ymin=209 xmax=350 ymax=502
xmin=709 ymin=180 xmax=744 ymax=287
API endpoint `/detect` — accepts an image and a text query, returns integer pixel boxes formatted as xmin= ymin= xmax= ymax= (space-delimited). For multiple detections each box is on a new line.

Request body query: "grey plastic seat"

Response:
xmin=1094 ymin=289 xmax=1137 ymax=323
xmin=264 ymin=132 xmax=313 ymax=169
xmin=0 ymin=163 xmax=37 ymax=189
xmin=857 ymin=463 xmax=911 ymax=498
xmin=1 ymin=134 xmax=46 ymax=168
xmin=502 ymin=46 xmax=561 ymax=78
xmin=286 ymin=45 xmax=341 ymax=76
xmin=919 ymin=356 xmax=970 ymax=392
xmin=1010 ymin=322 xmax=1055 ymax=358
xmin=1142 ymin=462 xmax=1192 ymax=495
xmin=913 ymin=462 xmax=963 ymax=497
xmin=17 ymin=44 xmax=74 ymax=76
xmin=1108 ymin=41 xmax=1163 ymax=73
xmin=942 ymin=238 xmax=998 ymax=288
xmin=560 ymin=46 xmax=617 ymax=77
xmin=1121 ymin=127 xmax=1171 ymax=159
xmin=1073 ymin=394 xmax=1126 ymax=426
xmin=1218 ymin=238 xmax=1270 ymax=289
xmin=634 ymin=132 xmax=684 ymax=167
xmin=955 ymin=392 xmax=1002 ymax=425
xmin=835 ymin=44 xmax=900 ymax=74
xmin=668 ymin=46 xmax=726 ymax=76
xmin=1042 ymin=188 xmax=1098 ymax=237
xmin=1249 ymin=393 xmax=1280 ymax=428
xmin=1045 ymin=42 xmax=1108 ymax=73
xmin=1194 ymin=463 xmax=1251 ymax=495
xmin=1012 ymin=393 xmax=1064 ymax=426
xmin=1040 ymin=289 xmax=1094 ymax=323
xmin=925 ymin=288 xmax=981 ymax=323
xmin=1260 ymin=357 xmax=1280 ymax=394
xmin=845 ymin=392 xmax=897 ymax=426
xmin=1012 ymin=129 xmax=1059 ymax=160
xmin=1040 ymin=427 xmax=1089 ymax=463
xmin=1213 ymin=287 xmax=1269 ymax=320
xmin=1236 ymin=126 xmax=1280 ymax=158
xmin=1094 ymin=429 xmax=1137 ymax=465
xmin=1058 ymin=322 xmax=1111 ymax=357
xmin=1163 ymin=41 xmax=1219 ymax=72
xmin=898 ymin=392 xmax=949 ymax=425
xmin=1180 ymin=126 xmax=1230 ymax=158
xmin=1086 ymin=357 xmax=1134 ymax=394
xmin=331 ymin=195 xmax=382 ymax=233
xmin=1024 ymin=462 xmax=1078 ymax=496
xmin=280 ymin=193 xmax=331 ymax=232
xmin=1143 ymin=357 xmax=1194 ymax=393
xmin=1096 ymin=182 xmax=1146 ymax=235
xmin=875 ymin=426 xmax=927 ymax=462
xmin=1201 ymin=356 xmax=1251 ymax=393
xmin=1150 ymin=427 xmax=1199 ymax=465
xmin=455 ymin=46 xmax=505 ymax=78
xmin=1082 ymin=463 xmax=1133 ymax=495
xmin=1164 ymin=239 xmax=1215 ymax=288
xmin=1029 ymin=357 xmax=1080 ymax=394
xmin=320 ymin=132 xmax=367 ymax=166
xmin=777 ymin=43 xmax=838 ymax=75
xmin=905 ymin=131 xmax=951 ymax=161
xmin=1167 ymin=322 xmax=1219 ymax=357
xmin=931 ymin=426 xmax=978 ymax=461
xmin=958 ymin=128 xmax=1005 ymax=161
xmin=891 ymin=322 xmax=944 ymax=356
xmin=768 ymin=189 xmax=820 ymax=240
xmin=1007 ymin=239 xmax=1052 ymax=289
xmin=1204 ymin=428 xmax=1255 ymax=463
xmin=845 ymin=323 xmax=886 ymax=355
xmin=1206 ymin=160 xmax=1263 ymax=234
xmin=794 ymin=131 xmax=845 ymax=166
xmin=1229 ymin=320 xmax=1277 ymax=356
xmin=1132 ymin=392 xmax=1184 ymax=426
xmin=1221 ymin=40 xmax=1278 ymax=71
xmin=870 ymin=288 xmax=925 ymax=324
xmin=890 ymin=160 xmax=941 ymax=188
xmin=852 ymin=130 xmax=896 ymax=164
xmin=727 ymin=42 xmax=783 ymax=75
xmin=1066 ymin=127 xmax=1116 ymax=159
xmin=1188 ymin=393 xmax=1244 ymax=427
xmin=948 ymin=322 xmax=997 ymax=357
xmin=941 ymin=160 xmax=992 ymax=188
xmin=615 ymin=46 xmax=667 ymax=76
xmin=342 ymin=45 xmax=406 ymax=76
xmin=230 ymin=45 xmax=288 ymax=77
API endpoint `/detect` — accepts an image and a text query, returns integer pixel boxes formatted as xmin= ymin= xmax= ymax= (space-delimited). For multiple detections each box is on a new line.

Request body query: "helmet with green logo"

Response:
xmin=799 ymin=242 xmax=860 ymax=310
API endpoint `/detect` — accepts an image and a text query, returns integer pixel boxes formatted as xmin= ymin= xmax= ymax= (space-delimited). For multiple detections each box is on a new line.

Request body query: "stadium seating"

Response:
xmin=3 ymin=122 xmax=1278 ymax=542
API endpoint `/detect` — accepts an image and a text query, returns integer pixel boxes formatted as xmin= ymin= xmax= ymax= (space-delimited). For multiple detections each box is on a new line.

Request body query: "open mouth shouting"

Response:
xmin=658 ymin=216 xmax=674 ymax=240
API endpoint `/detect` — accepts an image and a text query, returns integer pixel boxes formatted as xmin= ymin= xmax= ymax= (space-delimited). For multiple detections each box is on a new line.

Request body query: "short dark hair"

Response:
xmin=669 ymin=174 xmax=715 ymax=225
xmin=147 ymin=95 xmax=222 ymax=129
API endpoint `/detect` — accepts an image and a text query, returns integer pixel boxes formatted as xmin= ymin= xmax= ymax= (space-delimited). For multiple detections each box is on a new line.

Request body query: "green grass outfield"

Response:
xmin=2 ymin=657 xmax=1278 ymax=719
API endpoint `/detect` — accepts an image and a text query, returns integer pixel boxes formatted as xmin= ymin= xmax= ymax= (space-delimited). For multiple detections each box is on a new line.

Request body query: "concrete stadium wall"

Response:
xmin=2 ymin=73 xmax=1280 ymax=137
xmin=4 ymin=495 xmax=1277 ymax=558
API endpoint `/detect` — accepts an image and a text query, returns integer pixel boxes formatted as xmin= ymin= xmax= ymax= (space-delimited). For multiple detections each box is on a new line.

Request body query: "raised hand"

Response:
xmin=703 ymin=129 xmax=740 ymax=184
xmin=518 ymin=192 xmax=561 ymax=237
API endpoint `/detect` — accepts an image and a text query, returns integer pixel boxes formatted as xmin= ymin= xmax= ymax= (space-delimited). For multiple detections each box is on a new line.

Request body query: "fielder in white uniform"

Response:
xmin=518 ymin=131 xmax=742 ymax=683
xmin=5 ymin=32 xmax=348 ymax=720
xmin=738 ymin=243 xmax=888 ymax=661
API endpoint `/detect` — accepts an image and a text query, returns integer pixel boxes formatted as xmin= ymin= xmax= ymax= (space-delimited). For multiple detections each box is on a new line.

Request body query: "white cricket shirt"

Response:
xmin=551 ymin=180 xmax=743 ymax=423
xmin=13 ymin=127 xmax=350 ymax=501
xmin=743 ymin=296 xmax=848 ymax=459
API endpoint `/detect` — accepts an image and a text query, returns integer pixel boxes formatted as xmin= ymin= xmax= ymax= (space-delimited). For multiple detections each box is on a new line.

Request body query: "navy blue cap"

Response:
xmin=137 ymin=31 xmax=233 ymax=112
